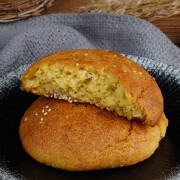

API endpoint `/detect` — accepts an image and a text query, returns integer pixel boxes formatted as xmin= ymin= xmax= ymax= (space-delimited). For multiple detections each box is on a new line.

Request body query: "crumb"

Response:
xmin=69 ymin=100 xmax=73 ymax=103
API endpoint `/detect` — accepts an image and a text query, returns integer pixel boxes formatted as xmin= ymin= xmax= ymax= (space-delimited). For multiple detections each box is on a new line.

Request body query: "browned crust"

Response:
xmin=19 ymin=97 xmax=168 ymax=171
xmin=21 ymin=49 xmax=164 ymax=126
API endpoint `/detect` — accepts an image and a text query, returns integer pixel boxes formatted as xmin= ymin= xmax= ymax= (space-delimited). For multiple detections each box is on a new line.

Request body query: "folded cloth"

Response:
xmin=0 ymin=13 xmax=180 ymax=77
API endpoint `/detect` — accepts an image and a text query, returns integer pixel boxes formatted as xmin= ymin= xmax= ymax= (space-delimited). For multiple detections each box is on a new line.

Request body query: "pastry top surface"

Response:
xmin=19 ymin=97 xmax=168 ymax=171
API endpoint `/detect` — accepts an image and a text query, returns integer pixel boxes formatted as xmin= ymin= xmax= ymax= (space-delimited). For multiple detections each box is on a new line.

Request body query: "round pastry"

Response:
xmin=21 ymin=49 xmax=163 ymax=126
xmin=19 ymin=97 xmax=168 ymax=171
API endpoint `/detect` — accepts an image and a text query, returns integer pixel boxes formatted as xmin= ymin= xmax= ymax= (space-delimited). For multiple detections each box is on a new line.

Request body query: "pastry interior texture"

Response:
xmin=19 ymin=97 xmax=168 ymax=171
xmin=21 ymin=49 xmax=163 ymax=126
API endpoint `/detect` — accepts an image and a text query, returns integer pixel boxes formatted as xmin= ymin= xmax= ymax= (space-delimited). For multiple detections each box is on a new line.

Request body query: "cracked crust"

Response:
xmin=21 ymin=49 xmax=163 ymax=126
xmin=19 ymin=97 xmax=168 ymax=171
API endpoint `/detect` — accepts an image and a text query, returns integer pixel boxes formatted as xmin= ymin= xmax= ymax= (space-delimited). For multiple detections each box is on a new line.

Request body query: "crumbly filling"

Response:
xmin=22 ymin=64 xmax=144 ymax=120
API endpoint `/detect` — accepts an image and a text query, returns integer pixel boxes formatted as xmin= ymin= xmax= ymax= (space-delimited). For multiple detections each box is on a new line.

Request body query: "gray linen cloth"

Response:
xmin=0 ymin=13 xmax=180 ymax=77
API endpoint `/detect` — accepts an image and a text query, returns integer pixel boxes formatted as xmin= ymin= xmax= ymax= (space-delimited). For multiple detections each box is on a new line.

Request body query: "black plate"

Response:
xmin=0 ymin=55 xmax=180 ymax=180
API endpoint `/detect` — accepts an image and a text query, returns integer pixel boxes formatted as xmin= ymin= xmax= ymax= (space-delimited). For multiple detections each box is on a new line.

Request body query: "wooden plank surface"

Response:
xmin=153 ymin=16 xmax=180 ymax=46
xmin=41 ymin=0 xmax=180 ymax=47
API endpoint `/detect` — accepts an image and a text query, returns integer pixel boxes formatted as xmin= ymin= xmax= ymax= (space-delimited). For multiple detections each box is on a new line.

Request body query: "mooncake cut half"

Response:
xmin=21 ymin=49 xmax=163 ymax=126
xmin=19 ymin=97 xmax=168 ymax=171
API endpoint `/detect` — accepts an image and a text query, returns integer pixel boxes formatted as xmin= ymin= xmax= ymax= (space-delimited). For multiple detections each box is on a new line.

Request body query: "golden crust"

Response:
xmin=21 ymin=49 xmax=163 ymax=126
xmin=19 ymin=97 xmax=168 ymax=171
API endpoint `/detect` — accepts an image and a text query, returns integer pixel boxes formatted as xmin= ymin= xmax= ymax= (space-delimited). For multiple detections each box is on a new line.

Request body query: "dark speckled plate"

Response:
xmin=0 ymin=55 xmax=180 ymax=180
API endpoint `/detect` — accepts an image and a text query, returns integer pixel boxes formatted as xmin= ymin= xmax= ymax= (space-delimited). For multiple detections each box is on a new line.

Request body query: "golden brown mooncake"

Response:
xmin=19 ymin=97 xmax=168 ymax=171
xmin=21 ymin=49 xmax=163 ymax=126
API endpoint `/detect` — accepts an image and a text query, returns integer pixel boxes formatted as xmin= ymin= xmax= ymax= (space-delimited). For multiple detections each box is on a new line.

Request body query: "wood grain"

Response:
xmin=41 ymin=0 xmax=180 ymax=47
xmin=152 ymin=16 xmax=180 ymax=46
